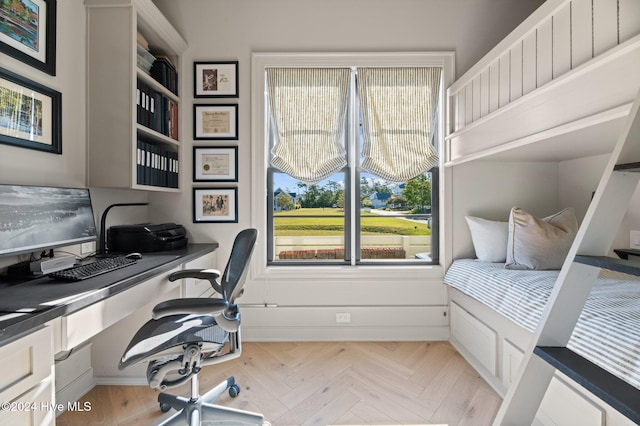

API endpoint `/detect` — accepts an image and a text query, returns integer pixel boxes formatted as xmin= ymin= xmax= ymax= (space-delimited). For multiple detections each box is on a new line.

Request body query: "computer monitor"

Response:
xmin=0 ymin=184 xmax=98 ymax=257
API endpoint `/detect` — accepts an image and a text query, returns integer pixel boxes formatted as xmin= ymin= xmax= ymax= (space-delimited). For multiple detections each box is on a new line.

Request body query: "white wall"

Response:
xmin=559 ymin=153 xmax=640 ymax=254
xmin=0 ymin=0 xmax=545 ymax=266
xmin=451 ymin=153 xmax=640 ymax=264
xmin=151 ymin=0 xmax=545 ymax=267
xmin=147 ymin=0 xmax=545 ymax=340
xmin=450 ymin=161 xmax=560 ymax=261
xmin=0 ymin=1 xmax=89 ymax=271
xmin=0 ymin=1 xmax=86 ymax=188
xmin=0 ymin=0 xmax=546 ymax=341
xmin=0 ymin=2 xmax=149 ymax=271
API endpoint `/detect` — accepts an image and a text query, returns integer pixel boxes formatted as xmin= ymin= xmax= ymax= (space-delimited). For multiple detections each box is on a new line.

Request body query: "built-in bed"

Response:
xmin=446 ymin=259 xmax=640 ymax=392
xmin=445 ymin=260 xmax=640 ymax=424
xmin=443 ymin=0 xmax=640 ymax=424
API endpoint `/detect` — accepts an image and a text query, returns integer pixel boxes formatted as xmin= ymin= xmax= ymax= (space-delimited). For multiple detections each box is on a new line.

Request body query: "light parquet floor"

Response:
xmin=57 ymin=341 xmax=501 ymax=426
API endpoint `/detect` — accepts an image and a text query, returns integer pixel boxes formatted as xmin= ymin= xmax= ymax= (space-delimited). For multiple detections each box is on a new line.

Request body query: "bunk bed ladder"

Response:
xmin=494 ymin=89 xmax=640 ymax=426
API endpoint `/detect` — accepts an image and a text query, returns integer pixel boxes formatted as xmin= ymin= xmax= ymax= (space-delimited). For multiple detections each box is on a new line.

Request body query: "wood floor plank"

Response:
xmin=275 ymin=373 xmax=357 ymax=425
xmin=342 ymin=400 xmax=395 ymax=424
xmin=458 ymin=386 xmax=502 ymax=426
xmin=410 ymin=341 xmax=459 ymax=386
xmin=428 ymin=365 xmax=492 ymax=425
xmin=346 ymin=364 xmax=433 ymax=421
xmin=57 ymin=341 xmax=499 ymax=425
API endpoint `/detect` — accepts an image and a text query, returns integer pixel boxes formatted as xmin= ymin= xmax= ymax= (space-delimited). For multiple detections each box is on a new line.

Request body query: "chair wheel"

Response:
xmin=228 ymin=384 xmax=240 ymax=398
xmin=159 ymin=402 xmax=172 ymax=413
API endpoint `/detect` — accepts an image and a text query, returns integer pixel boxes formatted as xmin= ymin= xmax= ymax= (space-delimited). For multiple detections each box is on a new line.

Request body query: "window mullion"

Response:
xmin=349 ymin=68 xmax=358 ymax=266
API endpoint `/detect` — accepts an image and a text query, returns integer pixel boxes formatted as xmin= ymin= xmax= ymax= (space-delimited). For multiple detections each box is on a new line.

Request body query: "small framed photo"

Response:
xmin=194 ymin=104 xmax=238 ymax=140
xmin=193 ymin=187 xmax=238 ymax=223
xmin=0 ymin=66 xmax=61 ymax=154
xmin=193 ymin=146 xmax=238 ymax=182
xmin=194 ymin=61 xmax=238 ymax=98
xmin=0 ymin=0 xmax=56 ymax=75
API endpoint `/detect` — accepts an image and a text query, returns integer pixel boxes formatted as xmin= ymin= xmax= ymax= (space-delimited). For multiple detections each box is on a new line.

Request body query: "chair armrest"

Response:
xmin=168 ymin=268 xmax=221 ymax=281
xmin=168 ymin=268 xmax=223 ymax=293
xmin=152 ymin=298 xmax=229 ymax=319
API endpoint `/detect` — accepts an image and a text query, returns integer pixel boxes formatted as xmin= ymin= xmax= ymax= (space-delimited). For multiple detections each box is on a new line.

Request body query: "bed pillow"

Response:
xmin=465 ymin=216 xmax=509 ymax=262
xmin=505 ymin=207 xmax=578 ymax=270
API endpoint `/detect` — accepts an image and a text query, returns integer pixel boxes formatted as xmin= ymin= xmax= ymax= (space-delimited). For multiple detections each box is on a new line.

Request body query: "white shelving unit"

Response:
xmin=85 ymin=0 xmax=187 ymax=191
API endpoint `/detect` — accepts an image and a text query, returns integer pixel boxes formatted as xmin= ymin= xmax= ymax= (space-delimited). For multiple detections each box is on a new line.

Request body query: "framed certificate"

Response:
xmin=193 ymin=104 xmax=238 ymax=140
xmin=193 ymin=146 xmax=238 ymax=182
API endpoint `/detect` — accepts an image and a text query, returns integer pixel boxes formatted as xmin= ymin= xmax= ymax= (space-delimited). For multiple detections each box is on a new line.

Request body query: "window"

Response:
xmin=252 ymin=53 xmax=453 ymax=269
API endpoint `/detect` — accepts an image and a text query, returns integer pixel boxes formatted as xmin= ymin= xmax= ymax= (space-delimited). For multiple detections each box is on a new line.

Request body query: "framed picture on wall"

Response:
xmin=0 ymin=0 xmax=56 ymax=75
xmin=193 ymin=187 xmax=238 ymax=223
xmin=0 ymin=66 xmax=61 ymax=154
xmin=194 ymin=61 xmax=238 ymax=98
xmin=193 ymin=146 xmax=238 ymax=182
xmin=193 ymin=104 xmax=238 ymax=140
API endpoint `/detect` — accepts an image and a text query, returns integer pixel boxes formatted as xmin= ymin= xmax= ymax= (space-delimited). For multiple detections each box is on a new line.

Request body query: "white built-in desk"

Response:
xmin=0 ymin=243 xmax=217 ymax=425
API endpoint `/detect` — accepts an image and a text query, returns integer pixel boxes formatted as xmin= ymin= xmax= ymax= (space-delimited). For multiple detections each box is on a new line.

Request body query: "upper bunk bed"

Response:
xmin=445 ymin=0 xmax=640 ymax=166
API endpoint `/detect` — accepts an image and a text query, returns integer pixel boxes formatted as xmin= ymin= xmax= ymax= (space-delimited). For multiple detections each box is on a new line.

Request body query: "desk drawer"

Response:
xmin=0 ymin=326 xmax=53 ymax=406
xmin=1 ymin=380 xmax=55 ymax=426
xmin=61 ymin=266 xmax=180 ymax=350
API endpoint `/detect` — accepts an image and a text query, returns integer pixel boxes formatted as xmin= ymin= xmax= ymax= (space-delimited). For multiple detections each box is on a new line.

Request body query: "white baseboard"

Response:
xmin=95 ymin=376 xmax=148 ymax=386
xmin=55 ymin=368 xmax=96 ymax=415
xmin=242 ymin=325 xmax=449 ymax=341
xmin=240 ymin=305 xmax=450 ymax=341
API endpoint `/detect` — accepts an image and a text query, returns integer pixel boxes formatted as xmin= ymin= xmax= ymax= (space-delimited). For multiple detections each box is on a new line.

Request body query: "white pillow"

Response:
xmin=465 ymin=216 xmax=508 ymax=262
xmin=505 ymin=207 xmax=578 ymax=270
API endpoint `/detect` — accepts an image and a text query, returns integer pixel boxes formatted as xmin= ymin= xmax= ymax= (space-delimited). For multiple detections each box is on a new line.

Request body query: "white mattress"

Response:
xmin=444 ymin=259 xmax=640 ymax=389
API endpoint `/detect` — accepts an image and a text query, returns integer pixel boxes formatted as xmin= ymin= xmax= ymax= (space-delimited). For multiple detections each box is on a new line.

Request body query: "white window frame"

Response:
xmin=250 ymin=52 xmax=455 ymax=282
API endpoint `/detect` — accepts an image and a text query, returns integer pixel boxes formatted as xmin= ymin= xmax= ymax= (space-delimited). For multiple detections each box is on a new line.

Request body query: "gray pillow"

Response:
xmin=505 ymin=207 xmax=578 ymax=270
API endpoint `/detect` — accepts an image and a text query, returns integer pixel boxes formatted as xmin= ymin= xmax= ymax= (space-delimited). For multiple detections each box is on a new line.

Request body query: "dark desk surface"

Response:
xmin=0 ymin=243 xmax=218 ymax=344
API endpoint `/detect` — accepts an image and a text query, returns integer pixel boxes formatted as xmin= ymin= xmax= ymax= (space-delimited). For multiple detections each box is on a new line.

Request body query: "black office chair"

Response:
xmin=119 ymin=228 xmax=268 ymax=425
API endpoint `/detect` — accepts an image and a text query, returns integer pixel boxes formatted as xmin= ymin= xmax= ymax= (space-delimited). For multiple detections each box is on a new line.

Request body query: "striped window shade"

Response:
xmin=358 ymin=67 xmax=441 ymax=183
xmin=267 ymin=68 xmax=351 ymax=184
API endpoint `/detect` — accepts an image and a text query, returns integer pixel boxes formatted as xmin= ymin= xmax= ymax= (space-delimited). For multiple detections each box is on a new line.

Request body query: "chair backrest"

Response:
xmin=221 ymin=228 xmax=258 ymax=303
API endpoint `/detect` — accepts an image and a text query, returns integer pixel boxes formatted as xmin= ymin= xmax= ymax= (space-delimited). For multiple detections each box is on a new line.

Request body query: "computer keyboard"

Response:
xmin=48 ymin=256 xmax=138 ymax=281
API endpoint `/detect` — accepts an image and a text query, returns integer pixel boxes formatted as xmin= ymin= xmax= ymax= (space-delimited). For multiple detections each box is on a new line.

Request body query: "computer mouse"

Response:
xmin=125 ymin=252 xmax=143 ymax=260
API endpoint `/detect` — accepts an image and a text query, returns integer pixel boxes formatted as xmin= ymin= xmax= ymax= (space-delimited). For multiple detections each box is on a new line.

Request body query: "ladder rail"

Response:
xmin=494 ymin=90 xmax=640 ymax=425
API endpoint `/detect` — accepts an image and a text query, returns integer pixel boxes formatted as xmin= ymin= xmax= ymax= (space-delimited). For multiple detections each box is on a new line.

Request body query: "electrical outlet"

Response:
xmin=336 ymin=313 xmax=351 ymax=323
xmin=81 ymin=242 xmax=96 ymax=254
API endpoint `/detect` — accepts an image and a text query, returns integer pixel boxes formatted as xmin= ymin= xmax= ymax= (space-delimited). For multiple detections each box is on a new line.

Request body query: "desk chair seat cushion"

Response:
xmin=119 ymin=313 xmax=228 ymax=370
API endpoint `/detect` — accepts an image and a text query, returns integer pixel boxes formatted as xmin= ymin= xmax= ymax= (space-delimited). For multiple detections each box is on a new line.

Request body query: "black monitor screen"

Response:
xmin=0 ymin=185 xmax=97 ymax=257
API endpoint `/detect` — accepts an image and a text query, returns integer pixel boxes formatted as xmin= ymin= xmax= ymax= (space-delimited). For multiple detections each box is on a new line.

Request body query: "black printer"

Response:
xmin=107 ymin=223 xmax=187 ymax=253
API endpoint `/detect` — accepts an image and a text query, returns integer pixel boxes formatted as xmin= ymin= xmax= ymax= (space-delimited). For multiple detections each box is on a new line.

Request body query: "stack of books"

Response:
xmin=136 ymin=32 xmax=156 ymax=74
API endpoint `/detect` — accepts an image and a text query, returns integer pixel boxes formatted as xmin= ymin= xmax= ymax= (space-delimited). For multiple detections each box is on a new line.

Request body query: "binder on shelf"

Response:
xmin=136 ymin=78 xmax=179 ymax=141
xmin=137 ymin=80 xmax=152 ymax=128
xmin=136 ymin=139 xmax=179 ymax=189
xmin=137 ymin=81 xmax=143 ymax=126
xmin=150 ymin=56 xmax=178 ymax=96
xmin=137 ymin=140 xmax=144 ymax=185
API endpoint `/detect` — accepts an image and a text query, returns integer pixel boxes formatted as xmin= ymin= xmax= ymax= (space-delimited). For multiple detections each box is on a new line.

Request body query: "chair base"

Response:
xmin=158 ymin=376 xmax=267 ymax=426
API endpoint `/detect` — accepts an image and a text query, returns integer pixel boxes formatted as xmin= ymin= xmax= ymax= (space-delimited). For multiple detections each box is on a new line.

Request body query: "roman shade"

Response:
xmin=266 ymin=68 xmax=350 ymax=184
xmin=358 ymin=67 xmax=441 ymax=182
